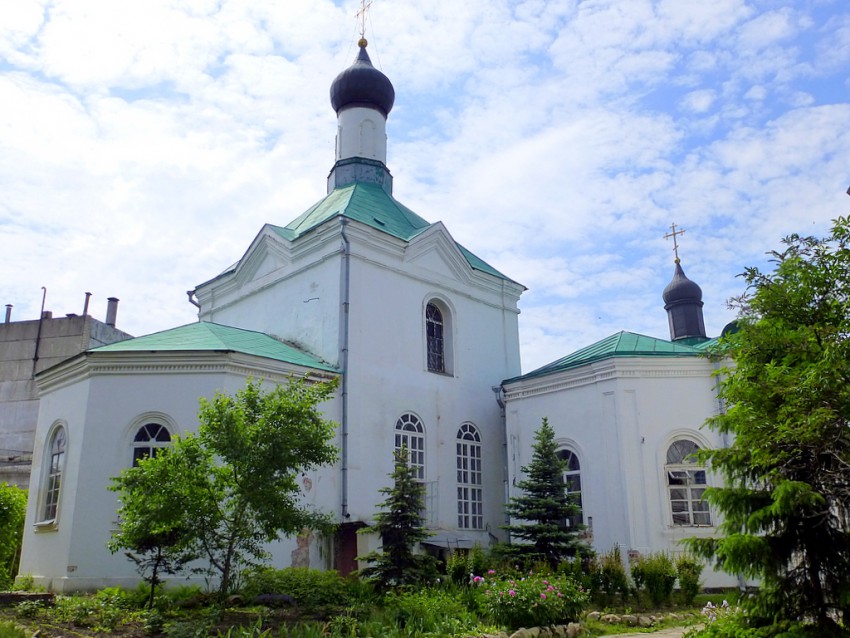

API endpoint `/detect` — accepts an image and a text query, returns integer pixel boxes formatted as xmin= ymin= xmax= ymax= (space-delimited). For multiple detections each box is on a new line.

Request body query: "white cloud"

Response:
xmin=0 ymin=0 xmax=848 ymax=372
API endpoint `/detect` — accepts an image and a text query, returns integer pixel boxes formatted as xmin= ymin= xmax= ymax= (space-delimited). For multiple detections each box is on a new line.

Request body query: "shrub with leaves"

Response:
xmin=446 ymin=545 xmax=491 ymax=586
xmin=631 ymin=552 xmax=677 ymax=607
xmin=480 ymin=570 xmax=587 ymax=629
xmin=241 ymin=567 xmax=360 ymax=610
xmin=676 ymin=554 xmax=704 ymax=606
xmin=595 ymin=547 xmax=631 ymax=605
xmin=384 ymin=588 xmax=479 ymax=635
xmin=0 ymin=483 xmax=26 ymax=589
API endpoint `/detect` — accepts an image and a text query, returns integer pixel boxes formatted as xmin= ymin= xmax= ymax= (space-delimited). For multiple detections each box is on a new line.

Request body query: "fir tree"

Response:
xmin=688 ymin=217 xmax=850 ymax=635
xmin=503 ymin=417 xmax=584 ymax=568
xmin=358 ymin=446 xmax=436 ymax=589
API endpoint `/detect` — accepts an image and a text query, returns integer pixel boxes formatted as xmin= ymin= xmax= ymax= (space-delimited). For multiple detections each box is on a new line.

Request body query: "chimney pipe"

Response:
xmin=4 ymin=305 xmax=11 ymax=324
xmin=106 ymin=297 xmax=119 ymax=327
xmin=83 ymin=292 xmax=92 ymax=317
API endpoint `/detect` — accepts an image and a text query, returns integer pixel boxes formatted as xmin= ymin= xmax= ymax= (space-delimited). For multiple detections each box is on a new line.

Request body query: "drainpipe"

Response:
xmin=339 ymin=218 xmax=351 ymax=521
xmin=32 ymin=287 xmax=47 ymax=377
xmin=713 ymin=357 xmax=746 ymax=590
xmin=186 ymin=290 xmax=201 ymax=311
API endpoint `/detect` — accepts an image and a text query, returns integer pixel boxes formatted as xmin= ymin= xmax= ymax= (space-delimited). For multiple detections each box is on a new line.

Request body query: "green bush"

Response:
xmin=480 ymin=570 xmax=587 ymax=630
xmin=596 ymin=547 xmax=631 ymax=605
xmin=0 ymin=483 xmax=26 ymax=590
xmin=684 ymin=601 xmax=831 ymax=638
xmin=631 ymin=552 xmax=677 ymax=607
xmin=241 ymin=567 xmax=359 ymax=610
xmin=384 ymin=587 xmax=479 ymax=635
xmin=0 ymin=621 xmax=28 ymax=638
xmin=446 ymin=544 xmax=491 ymax=586
xmin=676 ymin=554 xmax=704 ymax=606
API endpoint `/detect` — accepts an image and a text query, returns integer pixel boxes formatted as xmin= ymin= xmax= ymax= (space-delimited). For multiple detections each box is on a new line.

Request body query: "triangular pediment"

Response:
xmin=404 ymin=222 xmax=477 ymax=284
xmin=195 ymin=224 xmax=294 ymax=297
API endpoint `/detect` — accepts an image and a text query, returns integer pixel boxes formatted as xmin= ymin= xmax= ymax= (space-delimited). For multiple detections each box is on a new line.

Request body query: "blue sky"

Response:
xmin=1 ymin=0 xmax=848 ymax=372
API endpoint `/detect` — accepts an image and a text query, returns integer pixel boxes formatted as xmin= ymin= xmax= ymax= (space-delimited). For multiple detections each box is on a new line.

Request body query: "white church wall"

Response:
xmin=504 ymin=356 xmax=739 ymax=588
xmin=20 ymin=357 xmax=344 ymax=592
xmin=340 ymin=230 xmax=522 ymax=544
xmin=197 ymin=226 xmax=344 ymax=366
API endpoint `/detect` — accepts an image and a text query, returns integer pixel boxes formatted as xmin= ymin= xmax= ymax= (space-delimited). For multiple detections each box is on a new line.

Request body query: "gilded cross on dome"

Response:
xmin=664 ymin=223 xmax=686 ymax=263
xmin=356 ymin=0 xmax=373 ymax=43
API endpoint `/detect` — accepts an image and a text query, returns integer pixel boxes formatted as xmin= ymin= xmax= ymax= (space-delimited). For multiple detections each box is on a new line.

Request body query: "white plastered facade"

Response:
xmin=503 ymin=356 xmax=740 ymax=588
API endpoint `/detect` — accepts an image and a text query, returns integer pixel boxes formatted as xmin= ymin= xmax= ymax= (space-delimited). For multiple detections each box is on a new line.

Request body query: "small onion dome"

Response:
xmin=330 ymin=39 xmax=395 ymax=117
xmin=663 ymin=262 xmax=703 ymax=306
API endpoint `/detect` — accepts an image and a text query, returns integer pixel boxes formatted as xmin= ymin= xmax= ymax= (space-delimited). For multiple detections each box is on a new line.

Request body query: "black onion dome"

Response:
xmin=663 ymin=262 xmax=703 ymax=305
xmin=330 ymin=40 xmax=395 ymax=117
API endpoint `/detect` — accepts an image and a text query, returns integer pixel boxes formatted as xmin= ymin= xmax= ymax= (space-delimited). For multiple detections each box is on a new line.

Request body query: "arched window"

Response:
xmin=132 ymin=423 xmax=172 ymax=466
xmin=556 ymin=448 xmax=583 ymax=528
xmin=41 ymin=426 xmax=66 ymax=523
xmin=457 ymin=423 xmax=483 ymax=530
xmin=666 ymin=439 xmax=711 ymax=526
xmin=395 ymin=413 xmax=425 ymax=480
xmin=425 ymin=303 xmax=445 ymax=373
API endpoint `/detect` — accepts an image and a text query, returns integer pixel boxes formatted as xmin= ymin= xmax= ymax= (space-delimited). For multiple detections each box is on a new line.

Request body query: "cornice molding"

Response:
xmin=504 ymin=359 xmax=715 ymax=402
xmin=37 ymin=351 xmax=337 ymax=394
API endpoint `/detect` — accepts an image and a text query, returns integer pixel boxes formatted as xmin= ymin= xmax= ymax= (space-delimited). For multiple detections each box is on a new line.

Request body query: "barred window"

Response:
xmin=426 ymin=303 xmax=445 ymax=373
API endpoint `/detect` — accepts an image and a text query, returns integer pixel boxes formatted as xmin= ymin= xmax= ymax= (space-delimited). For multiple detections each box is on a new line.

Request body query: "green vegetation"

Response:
xmin=688 ymin=218 xmax=850 ymax=637
xmin=109 ymin=377 xmax=339 ymax=601
xmin=357 ymin=446 xmax=437 ymax=590
xmin=631 ymin=552 xmax=677 ymax=607
xmin=503 ymin=417 xmax=586 ymax=568
xmin=0 ymin=559 xmax=721 ymax=637
xmin=0 ymin=483 xmax=26 ymax=590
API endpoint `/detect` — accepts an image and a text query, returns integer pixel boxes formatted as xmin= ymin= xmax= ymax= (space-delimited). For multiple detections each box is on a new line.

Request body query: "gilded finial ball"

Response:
xmin=358 ymin=37 xmax=368 ymax=48
xmin=674 ymin=258 xmax=681 ymax=264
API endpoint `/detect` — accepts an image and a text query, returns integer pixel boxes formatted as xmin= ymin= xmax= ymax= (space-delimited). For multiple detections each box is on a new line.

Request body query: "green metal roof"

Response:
xmin=92 ymin=322 xmax=338 ymax=372
xmin=267 ymin=182 xmax=511 ymax=281
xmin=505 ymin=331 xmax=713 ymax=383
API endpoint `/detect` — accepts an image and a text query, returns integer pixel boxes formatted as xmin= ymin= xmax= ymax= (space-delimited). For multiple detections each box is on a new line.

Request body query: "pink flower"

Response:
xmin=547 ymin=585 xmax=554 ymax=591
xmin=509 ymin=590 xmax=516 ymax=597
xmin=541 ymin=593 xmax=547 ymax=599
xmin=487 ymin=569 xmax=496 ymax=575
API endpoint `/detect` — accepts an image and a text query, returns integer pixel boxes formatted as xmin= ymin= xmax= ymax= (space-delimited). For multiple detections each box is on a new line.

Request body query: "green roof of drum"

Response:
xmin=268 ymin=182 xmax=510 ymax=281
xmin=92 ymin=322 xmax=338 ymax=372
xmin=505 ymin=331 xmax=717 ymax=383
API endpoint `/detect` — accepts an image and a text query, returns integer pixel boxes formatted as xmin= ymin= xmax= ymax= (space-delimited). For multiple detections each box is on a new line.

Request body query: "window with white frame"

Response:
xmin=41 ymin=425 xmax=66 ymax=523
xmin=132 ymin=423 xmax=172 ymax=466
xmin=425 ymin=302 xmax=445 ymax=373
xmin=456 ymin=422 xmax=483 ymax=529
xmin=556 ymin=448 xmax=583 ymax=528
xmin=666 ymin=439 xmax=711 ymax=526
xmin=395 ymin=413 xmax=425 ymax=480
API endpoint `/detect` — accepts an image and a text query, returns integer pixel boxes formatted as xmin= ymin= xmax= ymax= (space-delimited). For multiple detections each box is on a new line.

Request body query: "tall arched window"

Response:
xmin=666 ymin=439 xmax=711 ymax=526
xmin=457 ymin=423 xmax=483 ymax=530
xmin=395 ymin=413 xmax=425 ymax=480
xmin=133 ymin=423 xmax=172 ymax=466
xmin=556 ymin=448 xmax=583 ymax=528
xmin=425 ymin=303 xmax=445 ymax=373
xmin=41 ymin=425 xmax=66 ymax=523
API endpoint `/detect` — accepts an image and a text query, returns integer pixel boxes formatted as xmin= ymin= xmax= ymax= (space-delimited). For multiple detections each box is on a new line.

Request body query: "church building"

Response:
xmin=19 ymin=39 xmax=737 ymax=591
xmin=502 ymin=255 xmax=736 ymax=587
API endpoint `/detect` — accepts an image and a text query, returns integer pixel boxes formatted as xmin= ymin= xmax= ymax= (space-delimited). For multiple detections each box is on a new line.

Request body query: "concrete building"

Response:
xmin=0 ymin=298 xmax=131 ymax=488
